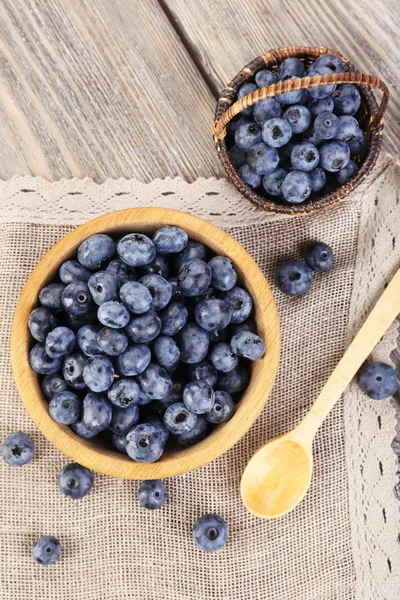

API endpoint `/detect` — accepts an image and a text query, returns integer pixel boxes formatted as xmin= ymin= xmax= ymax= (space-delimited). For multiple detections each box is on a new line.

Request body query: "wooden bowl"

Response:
xmin=11 ymin=208 xmax=280 ymax=479
xmin=213 ymin=45 xmax=389 ymax=215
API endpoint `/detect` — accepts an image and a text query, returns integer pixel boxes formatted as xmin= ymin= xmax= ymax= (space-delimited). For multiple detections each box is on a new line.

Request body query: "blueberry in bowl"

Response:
xmin=11 ymin=208 xmax=280 ymax=480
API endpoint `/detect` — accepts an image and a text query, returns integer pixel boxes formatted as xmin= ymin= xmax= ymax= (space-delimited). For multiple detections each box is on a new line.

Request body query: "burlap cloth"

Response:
xmin=1 ymin=155 xmax=399 ymax=600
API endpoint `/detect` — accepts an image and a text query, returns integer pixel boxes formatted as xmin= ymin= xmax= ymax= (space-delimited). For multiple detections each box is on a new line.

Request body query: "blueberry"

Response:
xmin=88 ymin=271 xmax=120 ymax=305
xmin=58 ymin=463 xmax=94 ymax=499
xmin=109 ymin=403 xmax=139 ymax=434
xmin=2 ymin=432 xmax=34 ymax=466
xmin=139 ymin=253 xmax=169 ymax=278
xmin=76 ymin=324 xmax=104 ymax=357
xmin=192 ymin=514 xmax=228 ymax=552
xmin=178 ymin=259 xmax=212 ymax=297
xmin=49 ymin=391 xmax=81 ymax=425
xmin=97 ymin=301 xmax=130 ymax=329
xmin=126 ymin=423 xmax=166 ymax=462
xmin=222 ymin=286 xmax=253 ymax=324
xmin=117 ymin=233 xmax=156 ymax=267
xmin=262 ymin=167 xmax=288 ymax=196
xmin=41 ymin=373 xmax=68 ymax=400
xmin=309 ymin=54 xmax=345 ymax=74
xmin=112 ymin=433 xmax=127 ymax=453
xmin=62 ymin=351 xmax=87 ymax=389
xmin=39 ymin=283 xmax=65 ymax=312
xmin=208 ymin=256 xmax=236 ymax=292
xmin=116 ymin=343 xmax=151 ymax=376
xmin=304 ymin=242 xmax=334 ymax=272
xmin=210 ymin=342 xmax=238 ymax=373
xmin=218 ymin=364 xmax=250 ymax=394
xmin=118 ymin=281 xmax=151 ymax=315
xmin=301 ymin=126 xmax=323 ymax=147
xmin=247 ymin=142 xmax=280 ymax=174
xmin=282 ymin=170 xmax=313 ymax=203
xmin=28 ymin=307 xmax=58 ymax=342
xmin=205 ymin=391 xmax=235 ymax=424
xmin=262 ymin=117 xmax=292 ymax=148
xmin=230 ymin=331 xmax=265 ymax=360
xmin=291 ymin=143 xmax=320 ymax=172
xmin=278 ymin=57 xmax=305 ymax=78
xmin=97 ymin=327 xmax=128 ymax=356
xmin=107 ymin=378 xmax=140 ymax=408
xmin=45 ymin=326 xmax=76 ymax=359
xmin=229 ymin=144 xmax=247 ymax=169
xmin=61 ymin=281 xmax=94 ymax=317
xmin=275 ymin=259 xmax=312 ymax=296
xmin=235 ymin=122 xmax=262 ymax=151
xmin=83 ymin=355 xmax=114 ymax=392
xmin=314 ymin=111 xmax=339 ymax=140
xmin=307 ymin=66 xmax=336 ymax=99
xmin=336 ymin=115 xmax=359 ymax=142
xmin=177 ymin=322 xmax=210 ymax=364
xmin=333 ymin=84 xmax=361 ymax=116
xmin=138 ymin=480 xmax=167 ymax=509
xmin=237 ymin=82 xmax=257 ymax=116
xmin=173 ymin=240 xmax=208 ymax=272
xmin=336 ymin=159 xmax=358 ymax=185
xmin=138 ymin=363 xmax=173 ymax=400
xmin=227 ymin=115 xmax=251 ymax=140
xmin=163 ymin=402 xmax=198 ymax=434
xmin=32 ymin=536 xmax=62 ymax=566
xmin=153 ymin=226 xmax=188 ymax=255
xmin=255 ymin=69 xmax=277 ymax=87
xmin=106 ymin=259 xmax=137 ymax=285
xmin=59 ymin=259 xmax=92 ymax=284
xmin=309 ymin=167 xmax=327 ymax=192
xmin=30 ymin=343 xmax=62 ymax=375
xmin=70 ymin=419 xmax=97 ymax=439
xmin=139 ymin=274 xmax=172 ymax=311
xmin=189 ymin=360 xmax=218 ymax=388
xmin=232 ymin=319 xmax=256 ymax=335
xmin=238 ymin=165 xmax=262 ymax=189
xmin=125 ymin=310 xmax=161 ymax=343
xmin=319 ymin=140 xmax=350 ymax=172
xmin=82 ymin=392 xmax=112 ymax=433
xmin=148 ymin=380 xmax=184 ymax=415
xmin=347 ymin=129 xmax=367 ymax=156
xmin=153 ymin=336 xmax=180 ymax=369
xmin=308 ymin=96 xmax=335 ymax=116
xmin=358 ymin=362 xmax=398 ymax=400
xmin=275 ymin=75 xmax=306 ymax=105
xmin=77 ymin=234 xmax=115 ymax=270
xmin=283 ymin=105 xmax=311 ymax=134
xmin=144 ymin=415 xmax=170 ymax=443
xmin=253 ymin=98 xmax=282 ymax=126
xmin=175 ymin=415 xmax=208 ymax=445
xmin=159 ymin=301 xmax=188 ymax=336
xmin=195 ymin=299 xmax=231 ymax=333
xmin=183 ymin=380 xmax=215 ymax=414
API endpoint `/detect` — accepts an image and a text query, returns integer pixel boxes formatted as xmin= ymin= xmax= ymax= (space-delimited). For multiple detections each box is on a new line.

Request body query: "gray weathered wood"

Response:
xmin=0 ymin=0 xmax=222 ymax=182
xmin=165 ymin=0 xmax=400 ymax=156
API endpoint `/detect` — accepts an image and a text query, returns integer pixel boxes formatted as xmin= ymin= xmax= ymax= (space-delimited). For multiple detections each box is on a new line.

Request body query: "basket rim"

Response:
xmin=214 ymin=46 xmax=385 ymax=215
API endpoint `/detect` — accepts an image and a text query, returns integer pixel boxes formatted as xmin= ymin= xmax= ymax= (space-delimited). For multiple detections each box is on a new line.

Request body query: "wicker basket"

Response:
xmin=213 ymin=46 xmax=389 ymax=215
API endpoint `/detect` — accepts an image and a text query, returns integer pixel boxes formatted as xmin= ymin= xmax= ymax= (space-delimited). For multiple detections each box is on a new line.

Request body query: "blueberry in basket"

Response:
xmin=227 ymin=54 xmax=366 ymax=205
xmin=28 ymin=226 xmax=265 ymax=463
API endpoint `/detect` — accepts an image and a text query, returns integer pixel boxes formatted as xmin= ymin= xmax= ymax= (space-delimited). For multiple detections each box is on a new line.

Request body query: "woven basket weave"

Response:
xmin=213 ymin=46 xmax=389 ymax=215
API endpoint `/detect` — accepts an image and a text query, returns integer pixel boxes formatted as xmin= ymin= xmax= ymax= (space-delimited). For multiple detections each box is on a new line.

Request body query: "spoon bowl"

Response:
xmin=241 ymin=436 xmax=313 ymax=519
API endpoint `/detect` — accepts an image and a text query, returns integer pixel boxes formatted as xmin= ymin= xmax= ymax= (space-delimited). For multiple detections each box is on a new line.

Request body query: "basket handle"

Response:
xmin=213 ymin=71 xmax=389 ymax=141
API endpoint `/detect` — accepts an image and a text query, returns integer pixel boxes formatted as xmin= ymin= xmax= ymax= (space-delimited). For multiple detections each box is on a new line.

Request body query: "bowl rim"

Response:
xmin=11 ymin=207 xmax=280 ymax=479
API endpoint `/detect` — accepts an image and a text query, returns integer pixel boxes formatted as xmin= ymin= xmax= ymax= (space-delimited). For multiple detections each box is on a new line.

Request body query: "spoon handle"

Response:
xmin=299 ymin=268 xmax=400 ymax=436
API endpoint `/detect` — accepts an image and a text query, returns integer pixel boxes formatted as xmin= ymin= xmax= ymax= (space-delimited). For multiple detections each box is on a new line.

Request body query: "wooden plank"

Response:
xmin=164 ymin=0 xmax=400 ymax=155
xmin=0 ymin=0 xmax=222 ymax=181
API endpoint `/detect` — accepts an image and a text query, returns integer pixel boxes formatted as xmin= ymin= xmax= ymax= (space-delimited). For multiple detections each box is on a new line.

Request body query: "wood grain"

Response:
xmin=0 ymin=0 xmax=221 ymax=181
xmin=11 ymin=208 xmax=280 ymax=479
xmin=241 ymin=267 xmax=400 ymax=519
xmin=165 ymin=0 xmax=400 ymax=156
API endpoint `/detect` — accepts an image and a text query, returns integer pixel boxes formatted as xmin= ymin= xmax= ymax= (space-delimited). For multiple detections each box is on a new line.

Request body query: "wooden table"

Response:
xmin=0 ymin=0 xmax=398 ymax=182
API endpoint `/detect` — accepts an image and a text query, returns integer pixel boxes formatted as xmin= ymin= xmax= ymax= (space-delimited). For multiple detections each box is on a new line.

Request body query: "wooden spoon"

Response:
xmin=241 ymin=268 xmax=400 ymax=519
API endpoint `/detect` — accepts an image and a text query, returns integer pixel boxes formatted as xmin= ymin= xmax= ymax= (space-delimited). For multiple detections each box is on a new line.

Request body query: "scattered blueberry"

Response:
xmin=358 ymin=362 xmax=398 ymax=400
xmin=138 ymin=480 xmax=167 ymax=509
xmin=304 ymin=243 xmax=334 ymax=272
xmin=192 ymin=514 xmax=228 ymax=552
xmin=275 ymin=259 xmax=312 ymax=296
xmin=82 ymin=392 xmax=112 ymax=433
xmin=28 ymin=307 xmax=58 ymax=342
xmin=2 ymin=432 xmax=34 ymax=466
xmin=107 ymin=378 xmax=140 ymax=408
xmin=32 ymin=536 xmax=62 ymax=566
xmin=230 ymin=331 xmax=265 ymax=360
xmin=82 ymin=355 xmax=114 ymax=393
xmin=58 ymin=462 xmax=94 ymax=499
xmin=49 ymin=391 xmax=81 ymax=425
xmin=205 ymin=391 xmax=235 ymax=424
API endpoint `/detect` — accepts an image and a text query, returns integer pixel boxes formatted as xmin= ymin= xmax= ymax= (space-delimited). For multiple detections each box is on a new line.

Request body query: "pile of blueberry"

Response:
xmin=228 ymin=54 xmax=367 ymax=204
xmin=27 ymin=226 xmax=265 ymax=463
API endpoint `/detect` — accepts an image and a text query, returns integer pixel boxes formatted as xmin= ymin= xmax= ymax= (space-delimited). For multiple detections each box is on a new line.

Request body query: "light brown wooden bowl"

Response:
xmin=11 ymin=208 xmax=280 ymax=479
